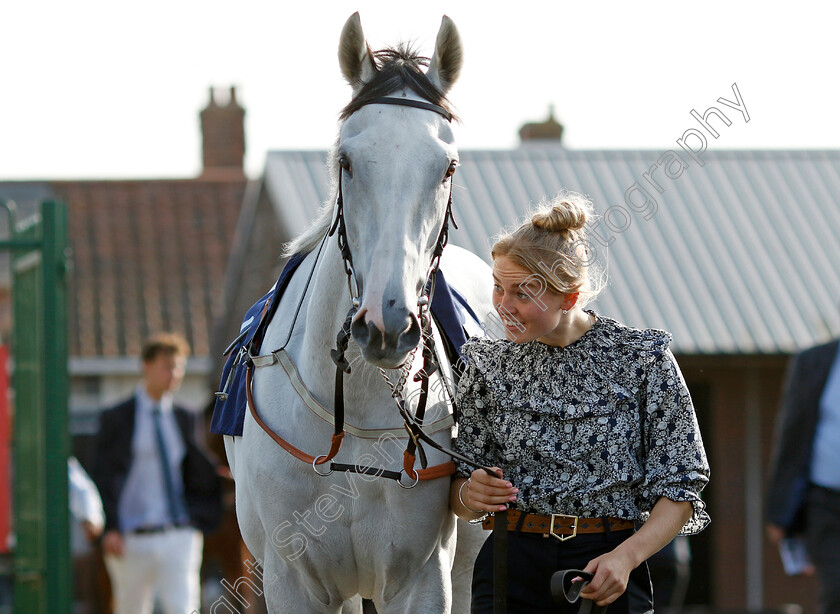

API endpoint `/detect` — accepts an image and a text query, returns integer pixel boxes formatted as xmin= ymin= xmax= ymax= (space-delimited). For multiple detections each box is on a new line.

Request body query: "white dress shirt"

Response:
xmin=117 ymin=387 xmax=188 ymax=532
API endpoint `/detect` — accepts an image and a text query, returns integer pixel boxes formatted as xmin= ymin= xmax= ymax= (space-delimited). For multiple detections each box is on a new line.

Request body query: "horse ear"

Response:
xmin=339 ymin=12 xmax=377 ymax=94
xmin=427 ymin=15 xmax=463 ymax=94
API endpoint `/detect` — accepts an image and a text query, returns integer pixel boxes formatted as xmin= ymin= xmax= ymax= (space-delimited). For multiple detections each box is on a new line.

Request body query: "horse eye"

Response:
xmin=338 ymin=156 xmax=352 ymax=176
xmin=444 ymin=160 xmax=457 ymax=181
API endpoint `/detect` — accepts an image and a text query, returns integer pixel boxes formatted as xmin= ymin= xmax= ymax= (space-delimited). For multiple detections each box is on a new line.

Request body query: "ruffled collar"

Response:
xmin=461 ymin=312 xmax=672 ymax=417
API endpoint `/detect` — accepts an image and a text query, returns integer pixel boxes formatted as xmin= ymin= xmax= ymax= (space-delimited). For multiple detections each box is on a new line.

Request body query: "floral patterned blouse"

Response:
xmin=452 ymin=312 xmax=710 ymax=535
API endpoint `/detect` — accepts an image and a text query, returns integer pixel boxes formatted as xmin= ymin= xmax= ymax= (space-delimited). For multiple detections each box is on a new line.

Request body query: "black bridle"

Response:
xmin=365 ymin=96 xmax=454 ymax=121
xmin=325 ymin=95 xmax=481 ymax=482
xmin=326 ymin=96 xmax=457 ymax=314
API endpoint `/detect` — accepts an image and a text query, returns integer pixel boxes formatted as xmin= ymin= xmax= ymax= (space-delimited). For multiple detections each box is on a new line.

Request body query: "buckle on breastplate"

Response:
xmin=549 ymin=513 xmax=579 ymax=541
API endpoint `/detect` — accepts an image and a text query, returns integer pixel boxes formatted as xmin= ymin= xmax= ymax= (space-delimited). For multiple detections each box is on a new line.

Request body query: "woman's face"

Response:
xmin=492 ymin=255 xmax=573 ymax=345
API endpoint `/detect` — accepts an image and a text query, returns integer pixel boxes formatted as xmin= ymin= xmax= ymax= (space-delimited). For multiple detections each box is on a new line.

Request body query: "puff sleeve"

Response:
xmin=637 ymin=347 xmax=710 ymax=535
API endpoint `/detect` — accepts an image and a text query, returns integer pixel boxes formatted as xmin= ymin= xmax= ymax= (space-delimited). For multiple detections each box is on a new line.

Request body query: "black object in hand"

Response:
xmin=550 ymin=569 xmax=608 ymax=614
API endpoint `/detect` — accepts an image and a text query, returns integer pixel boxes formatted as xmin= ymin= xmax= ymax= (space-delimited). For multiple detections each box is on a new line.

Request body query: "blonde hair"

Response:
xmin=491 ymin=191 xmax=605 ymax=307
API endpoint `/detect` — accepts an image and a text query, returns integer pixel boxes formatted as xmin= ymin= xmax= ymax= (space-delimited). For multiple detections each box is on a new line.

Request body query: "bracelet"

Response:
xmin=458 ymin=479 xmax=484 ymax=515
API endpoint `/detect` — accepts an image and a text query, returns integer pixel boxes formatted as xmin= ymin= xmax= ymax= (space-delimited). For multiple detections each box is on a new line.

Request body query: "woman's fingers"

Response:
xmin=468 ymin=468 xmax=518 ymax=510
xmin=580 ymin=555 xmax=629 ymax=606
xmin=470 ymin=468 xmax=516 ymax=494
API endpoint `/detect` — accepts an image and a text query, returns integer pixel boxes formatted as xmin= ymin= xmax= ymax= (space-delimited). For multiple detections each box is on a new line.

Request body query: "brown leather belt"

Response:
xmin=482 ymin=509 xmax=634 ymax=541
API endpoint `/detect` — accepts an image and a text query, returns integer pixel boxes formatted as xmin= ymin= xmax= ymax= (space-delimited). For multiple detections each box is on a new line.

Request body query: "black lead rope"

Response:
xmin=494 ymin=509 xmax=508 ymax=614
xmin=328 ymin=308 xmax=355 ymax=443
xmin=404 ymin=312 xmax=440 ymax=469
xmin=551 ymin=570 xmax=608 ymax=614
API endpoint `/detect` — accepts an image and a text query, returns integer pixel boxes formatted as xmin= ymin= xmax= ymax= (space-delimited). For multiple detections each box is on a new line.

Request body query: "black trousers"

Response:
xmin=471 ymin=528 xmax=653 ymax=614
xmin=805 ymin=485 xmax=840 ymax=614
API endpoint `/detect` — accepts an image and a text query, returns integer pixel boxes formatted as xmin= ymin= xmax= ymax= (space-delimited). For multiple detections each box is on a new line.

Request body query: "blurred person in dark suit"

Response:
xmin=92 ymin=333 xmax=221 ymax=614
xmin=766 ymin=332 xmax=840 ymax=614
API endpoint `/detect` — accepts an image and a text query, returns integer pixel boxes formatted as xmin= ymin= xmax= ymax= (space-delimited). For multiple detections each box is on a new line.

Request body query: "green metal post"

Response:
xmin=11 ymin=208 xmax=47 ymax=613
xmin=9 ymin=200 xmax=70 ymax=614
xmin=41 ymin=201 xmax=70 ymax=614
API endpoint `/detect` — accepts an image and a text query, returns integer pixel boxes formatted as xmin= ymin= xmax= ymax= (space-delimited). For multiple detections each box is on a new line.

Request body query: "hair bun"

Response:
xmin=531 ymin=195 xmax=589 ymax=232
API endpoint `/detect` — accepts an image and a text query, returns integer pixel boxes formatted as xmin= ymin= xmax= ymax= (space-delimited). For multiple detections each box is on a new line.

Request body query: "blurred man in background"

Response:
xmin=766 ymin=331 xmax=840 ymax=613
xmin=92 ymin=333 xmax=221 ymax=614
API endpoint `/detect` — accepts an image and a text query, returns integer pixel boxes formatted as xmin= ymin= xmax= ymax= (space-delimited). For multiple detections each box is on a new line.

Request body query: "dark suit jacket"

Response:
xmin=92 ymin=396 xmax=223 ymax=534
xmin=765 ymin=338 xmax=840 ymax=533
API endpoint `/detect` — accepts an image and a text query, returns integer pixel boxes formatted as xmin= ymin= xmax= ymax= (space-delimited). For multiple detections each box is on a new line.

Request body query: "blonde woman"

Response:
xmin=450 ymin=193 xmax=710 ymax=613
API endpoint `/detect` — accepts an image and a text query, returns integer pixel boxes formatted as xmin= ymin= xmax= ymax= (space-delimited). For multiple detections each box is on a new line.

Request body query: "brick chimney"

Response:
xmin=519 ymin=105 xmax=564 ymax=144
xmin=200 ymin=86 xmax=246 ymax=179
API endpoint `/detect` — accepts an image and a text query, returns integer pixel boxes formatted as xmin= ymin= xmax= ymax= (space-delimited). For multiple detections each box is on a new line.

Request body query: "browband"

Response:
xmin=364 ymin=97 xmax=452 ymax=122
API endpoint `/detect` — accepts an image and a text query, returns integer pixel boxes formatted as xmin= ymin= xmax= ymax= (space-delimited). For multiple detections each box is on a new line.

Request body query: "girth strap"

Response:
xmin=329 ymin=459 xmax=456 ymax=482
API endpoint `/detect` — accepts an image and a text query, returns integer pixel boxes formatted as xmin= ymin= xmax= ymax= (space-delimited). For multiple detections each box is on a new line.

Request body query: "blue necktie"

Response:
xmin=151 ymin=406 xmax=184 ymax=525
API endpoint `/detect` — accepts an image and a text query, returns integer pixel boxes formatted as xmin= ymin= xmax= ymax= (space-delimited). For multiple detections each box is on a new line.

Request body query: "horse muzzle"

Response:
xmin=351 ymin=308 xmax=421 ymax=367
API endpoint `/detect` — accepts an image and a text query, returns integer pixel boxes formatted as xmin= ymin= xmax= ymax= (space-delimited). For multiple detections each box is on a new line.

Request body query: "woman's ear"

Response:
xmin=562 ymin=292 xmax=580 ymax=312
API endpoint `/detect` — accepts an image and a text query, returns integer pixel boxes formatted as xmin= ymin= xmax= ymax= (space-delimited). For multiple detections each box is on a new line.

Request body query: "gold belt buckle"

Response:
xmin=549 ymin=513 xmax=578 ymax=541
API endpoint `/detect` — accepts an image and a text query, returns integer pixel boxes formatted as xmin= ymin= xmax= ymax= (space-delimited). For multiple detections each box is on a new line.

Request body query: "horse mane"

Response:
xmin=283 ymin=44 xmax=457 ymax=258
xmin=339 ymin=45 xmax=457 ymax=121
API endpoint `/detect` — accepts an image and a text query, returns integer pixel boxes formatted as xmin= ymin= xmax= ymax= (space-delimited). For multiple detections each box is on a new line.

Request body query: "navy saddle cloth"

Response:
xmin=210 ymin=253 xmax=482 ymax=436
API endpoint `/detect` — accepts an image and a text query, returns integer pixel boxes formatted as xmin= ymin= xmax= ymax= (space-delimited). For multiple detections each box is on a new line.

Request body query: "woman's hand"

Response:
xmin=580 ymin=498 xmax=693 ymax=606
xmin=579 ymin=548 xmax=636 ymax=606
xmin=450 ymin=468 xmax=518 ymax=521
xmin=467 ymin=467 xmax=518 ymax=511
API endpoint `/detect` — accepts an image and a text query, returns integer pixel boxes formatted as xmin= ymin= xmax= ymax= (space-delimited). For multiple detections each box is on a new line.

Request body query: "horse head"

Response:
xmin=334 ymin=13 xmax=463 ymax=368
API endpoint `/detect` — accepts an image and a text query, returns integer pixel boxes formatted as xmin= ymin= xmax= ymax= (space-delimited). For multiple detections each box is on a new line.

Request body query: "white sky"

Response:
xmin=2 ymin=1 xmax=839 ymax=179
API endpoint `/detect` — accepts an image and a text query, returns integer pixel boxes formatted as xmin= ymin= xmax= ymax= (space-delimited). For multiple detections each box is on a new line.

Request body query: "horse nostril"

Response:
xmin=352 ymin=307 xmax=419 ymax=360
xmin=395 ymin=314 xmax=421 ymax=354
xmin=351 ymin=313 xmax=370 ymax=346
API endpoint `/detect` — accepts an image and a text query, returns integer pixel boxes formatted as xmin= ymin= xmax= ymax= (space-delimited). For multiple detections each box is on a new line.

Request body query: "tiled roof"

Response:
xmin=0 ymin=179 xmax=246 ymax=358
xmin=252 ymin=148 xmax=840 ymax=355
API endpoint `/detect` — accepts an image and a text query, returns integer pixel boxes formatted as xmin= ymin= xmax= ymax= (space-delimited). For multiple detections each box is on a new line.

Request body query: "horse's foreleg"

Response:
xmin=223 ymin=435 xmax=266 ymax=559
xmin=451 ymin=520 xmax=486 ymax=614
xmin=374 ymin=543 xmax=454 ymax=614
xmin=260 ymin=549 xmax=353 ymax=614
xmin=378 ymin=562 xmax=451 ymax=614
